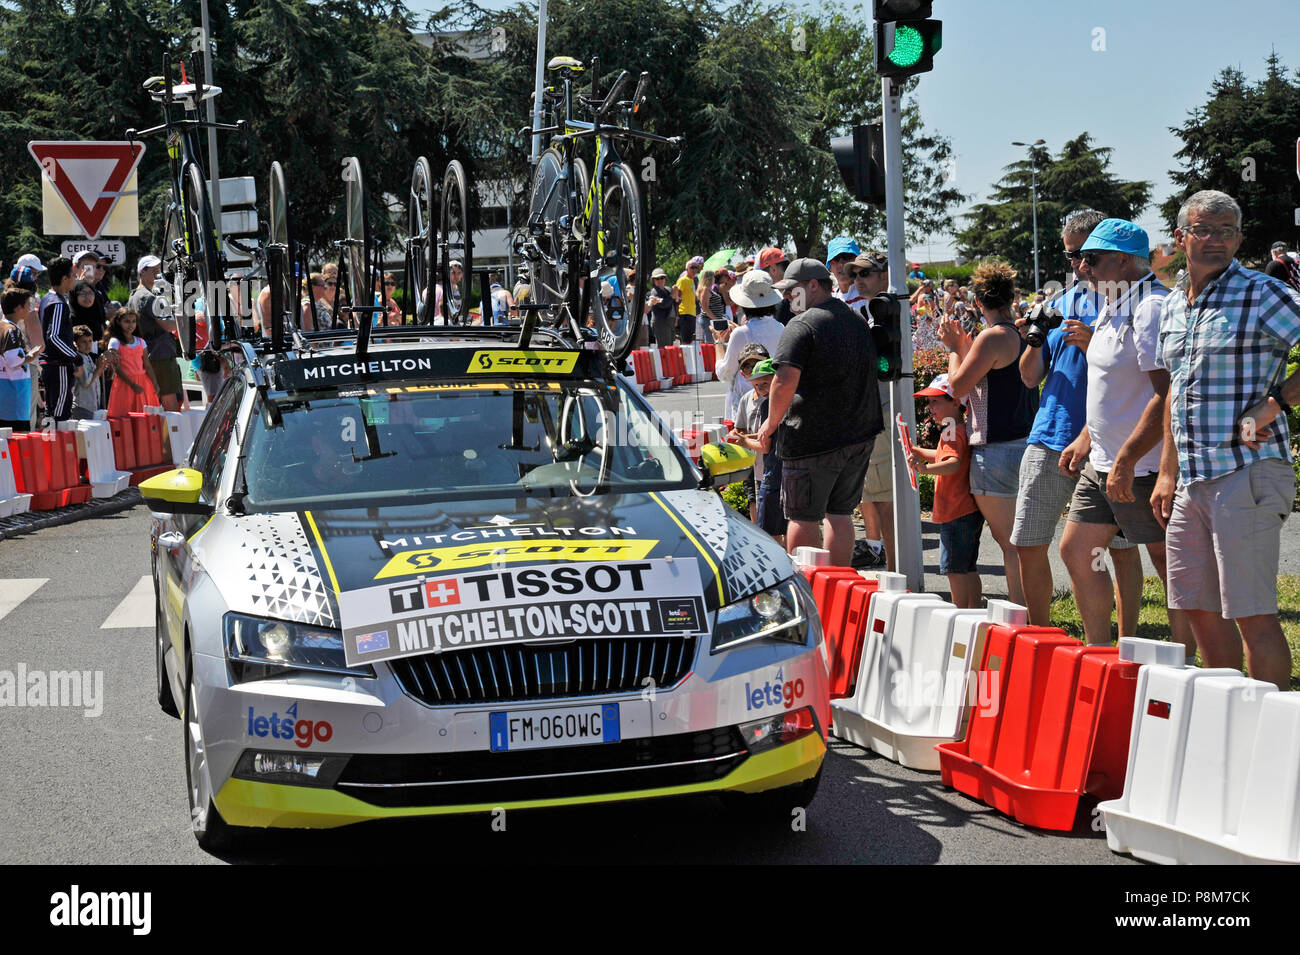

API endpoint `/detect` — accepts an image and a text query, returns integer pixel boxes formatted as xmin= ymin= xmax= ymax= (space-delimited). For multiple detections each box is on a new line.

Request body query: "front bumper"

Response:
xmin=196 ymin=641 xmax=829 ymax=830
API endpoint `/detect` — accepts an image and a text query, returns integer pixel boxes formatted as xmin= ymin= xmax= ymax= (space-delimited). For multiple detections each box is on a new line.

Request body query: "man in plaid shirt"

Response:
xmin=1154 ymin=190 xmax=1300 ymax=689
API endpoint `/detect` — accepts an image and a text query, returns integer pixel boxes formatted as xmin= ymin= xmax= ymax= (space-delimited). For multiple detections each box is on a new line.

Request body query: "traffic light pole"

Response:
xmin=881 ymin=76 xmax=924 ymax=591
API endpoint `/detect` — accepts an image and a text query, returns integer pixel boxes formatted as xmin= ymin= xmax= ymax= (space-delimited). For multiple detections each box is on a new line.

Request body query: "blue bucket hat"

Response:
xmin=1080 ymin=218 xmax=1150 ymax=258
xmin=825 ymin=235 xmax=860 ymax=268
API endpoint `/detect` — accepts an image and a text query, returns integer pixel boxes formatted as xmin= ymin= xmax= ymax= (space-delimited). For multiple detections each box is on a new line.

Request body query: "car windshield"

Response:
xmin=239 ymin=377 xmax=692 ymax=509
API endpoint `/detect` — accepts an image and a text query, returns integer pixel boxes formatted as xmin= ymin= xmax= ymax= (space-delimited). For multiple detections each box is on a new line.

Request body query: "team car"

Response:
xmin=144 ymin=326 xmax=828 ymax=850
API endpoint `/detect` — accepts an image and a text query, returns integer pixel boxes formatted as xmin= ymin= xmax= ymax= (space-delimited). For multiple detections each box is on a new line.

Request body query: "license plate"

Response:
xmin=489 ymin=703 xmax=620 ymax=752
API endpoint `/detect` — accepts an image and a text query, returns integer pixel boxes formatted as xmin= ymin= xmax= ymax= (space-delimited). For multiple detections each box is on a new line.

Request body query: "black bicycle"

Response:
xmin=127 ymin=51 xmax=246 ymax=357
xmin=519 ymin=56 xmax=680 ymax=361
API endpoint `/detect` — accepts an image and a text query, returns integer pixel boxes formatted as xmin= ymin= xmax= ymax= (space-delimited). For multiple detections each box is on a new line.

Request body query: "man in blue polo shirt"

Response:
xmin=1009 ymin=210 xmax=1142 ymax=629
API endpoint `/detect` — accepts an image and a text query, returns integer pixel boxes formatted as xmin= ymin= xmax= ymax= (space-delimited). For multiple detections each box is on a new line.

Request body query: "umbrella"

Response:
xmin=702 ymin=248 xmax=739 ymax=272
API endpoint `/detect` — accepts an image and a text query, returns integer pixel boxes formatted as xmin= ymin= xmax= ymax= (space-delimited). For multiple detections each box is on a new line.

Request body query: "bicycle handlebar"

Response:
xmin=629 ymin=72 xmax=649 ymax=113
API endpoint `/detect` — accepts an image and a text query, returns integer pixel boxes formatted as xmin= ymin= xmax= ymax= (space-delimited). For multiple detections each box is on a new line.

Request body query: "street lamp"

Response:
xmin=1012 ymin=139 xmax=1046 ymax=292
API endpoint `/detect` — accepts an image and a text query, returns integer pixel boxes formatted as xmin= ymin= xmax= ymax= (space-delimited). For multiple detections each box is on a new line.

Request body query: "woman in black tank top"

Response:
xmin=936 ymin=261 xmax=1038 ymax=606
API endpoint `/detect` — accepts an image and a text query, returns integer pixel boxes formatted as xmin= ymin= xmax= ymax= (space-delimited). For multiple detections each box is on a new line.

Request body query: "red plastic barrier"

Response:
xmin=632 ymin=350 xmax=654 ymax=385
xmin=826 ymin=577 xmax=881 ymax=699
xmin=128 ymin=413 xmax=163 ymax=467
xmin=701 ymin=342 xmax=717 ymax=377
xmin=937 ymin=626 xmax=1141 ymax=830
xmin=9 ymin=435 xmax=46 ymax=494
xmin=805 ymin=567 xmax=863 ymax=710
xmin=57 ymin=432 xmax=79 ymax=487
xmin=109 ymin=417 xmax=137 ymax=471
xmin=659 ymin=346 xmax=685 ymax=386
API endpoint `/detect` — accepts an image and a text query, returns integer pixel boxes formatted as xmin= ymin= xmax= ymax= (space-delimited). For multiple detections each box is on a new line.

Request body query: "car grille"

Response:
xmin=388 ymin=636 xmax=697 ymax=706
xmin=335 ymin=726 xmax=746 ymax=807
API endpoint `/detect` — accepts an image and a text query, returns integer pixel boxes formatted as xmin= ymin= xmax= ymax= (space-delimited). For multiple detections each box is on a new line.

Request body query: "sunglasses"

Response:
xmin=848 ymin=268 xmax=881 ymax=279
xmin=383 ymin=281 xmax=396 ymax=287
xmin=1063 ymin=249 xmax=1083 ymax=260
xmin=1080 ymin=250 xmax=1116 ymax=266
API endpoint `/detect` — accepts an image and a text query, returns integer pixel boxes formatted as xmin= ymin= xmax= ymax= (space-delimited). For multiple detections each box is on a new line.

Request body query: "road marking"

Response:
xmin=0 ymin=578 xmax=48 ymax=625
xmin=100 ymin=576 xmax=154 ymax=629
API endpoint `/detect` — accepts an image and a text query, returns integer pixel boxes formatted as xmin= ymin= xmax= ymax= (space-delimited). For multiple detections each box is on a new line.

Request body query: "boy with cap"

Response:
xmin=907 ymin=373 xmax=983 ymax=608
xmin=729 ymin=357 xmax=785 ymax=545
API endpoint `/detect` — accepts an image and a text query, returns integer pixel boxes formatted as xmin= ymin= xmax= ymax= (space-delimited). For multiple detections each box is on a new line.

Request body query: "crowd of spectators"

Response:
xmin=690 ymin=193 xmax=1300 ymax=689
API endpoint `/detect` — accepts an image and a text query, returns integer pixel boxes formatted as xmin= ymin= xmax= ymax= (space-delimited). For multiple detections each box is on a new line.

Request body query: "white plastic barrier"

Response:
xmin=1099 ymin=666 xmax=1300 ymax=864
xmin=0 ymin=430 xmax=34 ymax=517
xmin=793 ymin=547 xmax=830 ymax=570
xmin=184 ymin=407 xmax=208 ymax=444
xmin=58 ymin=420 xmax=129 ymax=498
xmin=682 ymin=344 xmax=705 ymax=383
xmin=620 ymin=373 xmax=644 ymax=395
xmin=148 ymin=407 xmax=195 ymax=466
xmin=832 ymin=580 xmax=1010 ymax=770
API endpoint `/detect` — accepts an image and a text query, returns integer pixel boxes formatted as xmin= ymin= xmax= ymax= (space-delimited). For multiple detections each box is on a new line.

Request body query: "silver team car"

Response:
xmin=144 ymin=327 xmax=828 ymax=850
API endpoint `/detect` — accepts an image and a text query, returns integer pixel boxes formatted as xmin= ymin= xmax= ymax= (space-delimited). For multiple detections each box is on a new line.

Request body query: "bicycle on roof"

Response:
xmin=517 ymin=55 xmax=683 ymax=363
xmin=126 ymin=50 xmax=248 ymax=358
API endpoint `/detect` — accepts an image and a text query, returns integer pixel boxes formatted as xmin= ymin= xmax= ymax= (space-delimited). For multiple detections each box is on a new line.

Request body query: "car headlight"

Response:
xmin=224 ymin=612 xmax=375 ymax=681
xmin=710 ymin=579 xmax=809 ymax=654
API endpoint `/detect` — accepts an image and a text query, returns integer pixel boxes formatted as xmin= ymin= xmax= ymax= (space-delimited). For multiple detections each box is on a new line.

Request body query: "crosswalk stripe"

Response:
xmin=100 ymin=576 xmax=155 ymax=630
xmin=0 ymin=579 xmax=48 ymax=625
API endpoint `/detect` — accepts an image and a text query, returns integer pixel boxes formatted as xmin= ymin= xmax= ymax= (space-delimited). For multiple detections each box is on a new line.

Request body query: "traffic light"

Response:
xmin=873 ymin=0 xmax=942 ymax=80
xmin=831 ymin=123 xmax=885 ymax=207
xmin=867 ymin=293 xmax=904 ymax=382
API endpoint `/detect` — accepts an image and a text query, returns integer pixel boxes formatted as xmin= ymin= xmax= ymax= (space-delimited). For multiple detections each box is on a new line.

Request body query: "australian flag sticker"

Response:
xmin=355 ymin=629 xmax=391 ymax=654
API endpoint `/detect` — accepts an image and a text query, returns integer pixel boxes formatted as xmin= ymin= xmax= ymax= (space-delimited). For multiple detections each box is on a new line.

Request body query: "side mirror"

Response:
xmin=139 ymin=468 xmax=213 ymax=516
xmin=700 ymin=442 xmax=755 ymax=488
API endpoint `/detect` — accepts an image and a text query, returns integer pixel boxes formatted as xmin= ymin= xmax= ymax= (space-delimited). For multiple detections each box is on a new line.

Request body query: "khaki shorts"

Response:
xmin=1167 ymin=458 xmax=1294 ymax=619
xmin=860 ymin=432 xmax=893 ymax=503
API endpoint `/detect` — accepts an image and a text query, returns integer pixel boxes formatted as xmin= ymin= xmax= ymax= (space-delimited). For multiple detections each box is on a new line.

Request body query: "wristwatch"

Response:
xmin=1268 ymin=386 xmax=1292 ymax=415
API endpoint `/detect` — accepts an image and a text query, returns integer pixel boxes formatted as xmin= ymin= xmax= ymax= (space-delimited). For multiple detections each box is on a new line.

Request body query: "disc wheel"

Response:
xmin=586 ymin=161 xmax=646 ymax=361
xmin=268 ymin=160 xmax=301 ymax=333
xmin=179 ymin=161 xmax=221 ymax=357
xmin=525 ymin=147 xmax=587 ymax=323
xmin=439 ymin=160 xmax=473 ymax=324
xmin=408 ymin=157 xmax=436 ymax=321
xmin=342 ymin=156 xmax=370 ymax=328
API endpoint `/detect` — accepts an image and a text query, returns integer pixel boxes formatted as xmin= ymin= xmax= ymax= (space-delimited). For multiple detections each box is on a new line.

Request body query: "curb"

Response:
xmin=0 ymin=488 xmax=143 ymax=541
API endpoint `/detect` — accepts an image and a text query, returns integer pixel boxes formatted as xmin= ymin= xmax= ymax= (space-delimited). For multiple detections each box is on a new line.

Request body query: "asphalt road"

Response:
xmin=0 ymin=505 xmax=1132 ymax=864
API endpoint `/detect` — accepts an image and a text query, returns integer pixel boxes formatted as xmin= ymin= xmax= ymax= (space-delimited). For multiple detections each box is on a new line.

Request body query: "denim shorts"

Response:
xmin=940 ymin=509 xmax=985 ymax=575
xmin=757 ymin=459 xmax=786 ymax=537
xmin=969 ymin=438 xmax=1028 ymax=498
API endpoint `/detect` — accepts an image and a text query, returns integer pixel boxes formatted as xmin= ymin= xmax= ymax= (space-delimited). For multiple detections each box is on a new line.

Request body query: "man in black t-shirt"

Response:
xmin=1265 ymin=242 xmax=1300 ymax=292
xmin=757 ymin=258 xmax=883 ymax=565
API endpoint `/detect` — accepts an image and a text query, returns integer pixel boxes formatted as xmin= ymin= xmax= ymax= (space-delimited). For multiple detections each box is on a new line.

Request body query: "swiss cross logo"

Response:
xmin=27 ymin=141 xmax=146 ymax=239
xmin=424 ymin=579 xmax=460 ymax=607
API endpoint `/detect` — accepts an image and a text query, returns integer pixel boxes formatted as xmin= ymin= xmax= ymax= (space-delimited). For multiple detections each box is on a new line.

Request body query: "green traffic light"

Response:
xmin=878 ymin=356 xmax=892 ymax=374
xmin=887 ymin=24 xmax=924 ymax=67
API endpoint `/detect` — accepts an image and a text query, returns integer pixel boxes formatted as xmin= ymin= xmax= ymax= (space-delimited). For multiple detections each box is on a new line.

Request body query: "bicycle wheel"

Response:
xmin=439 ymin=160 xmax=473 ymax=324
xmin=586 ymin=161 xmax=646 ymax=361
xmin=525 ymin=147 xmax=587 ymax=321
xmin=408 ymin=157 xmax=436 ymax=321
xmin=180 ymin=161 xmax=220 ymax=358
xmin=342 ymin=156 xmax=369 ymax=327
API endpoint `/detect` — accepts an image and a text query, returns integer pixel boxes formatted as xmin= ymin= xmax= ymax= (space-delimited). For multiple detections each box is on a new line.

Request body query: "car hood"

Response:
xmin=196 ymin=489 xmax=794 ymax=628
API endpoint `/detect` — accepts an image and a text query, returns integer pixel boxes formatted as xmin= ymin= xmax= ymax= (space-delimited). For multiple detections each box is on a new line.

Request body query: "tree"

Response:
xmin=1162 ymin=54 xmax=1300 ymax=263
xmin=956 ymin=133 xmax=1152 ymax=288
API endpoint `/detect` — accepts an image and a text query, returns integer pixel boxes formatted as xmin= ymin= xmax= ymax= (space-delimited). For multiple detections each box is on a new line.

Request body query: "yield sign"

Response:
xmin=27 ymin=141 xmax=146 ymax=240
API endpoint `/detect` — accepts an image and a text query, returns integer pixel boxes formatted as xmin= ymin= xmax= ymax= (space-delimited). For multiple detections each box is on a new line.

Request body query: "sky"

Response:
xmin=412 ymin=0 xmax=1300 ymax=265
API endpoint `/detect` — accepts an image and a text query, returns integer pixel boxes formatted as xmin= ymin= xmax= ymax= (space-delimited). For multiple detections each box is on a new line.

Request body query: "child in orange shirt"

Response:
xmin=908 ymin=374 xmax=984 ymax=609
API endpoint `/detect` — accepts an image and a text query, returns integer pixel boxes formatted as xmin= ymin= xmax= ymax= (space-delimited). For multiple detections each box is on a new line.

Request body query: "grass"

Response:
xmin=1048 ymin=575 xmax=1300 ymax=686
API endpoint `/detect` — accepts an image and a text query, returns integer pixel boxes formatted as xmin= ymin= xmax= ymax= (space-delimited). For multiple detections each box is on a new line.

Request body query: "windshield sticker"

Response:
xmin=391 ymin=381 xmax=563 ymax=394
xmin=376 ymin=523 xmax=639 ymax=552
xmin=467 ymin=350 xmax=579 ymax=374
xmin=339 ymin=558 xmax=706 ymax=667
xmin=373 ymin=539 xmax=658 ymax=579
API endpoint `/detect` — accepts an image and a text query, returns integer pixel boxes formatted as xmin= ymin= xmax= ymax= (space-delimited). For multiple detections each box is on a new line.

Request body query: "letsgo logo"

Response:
xmin=745 ymin=669 xmax=805 ymax=712
xmin=468 ymin=350 xmax=579 ymax=374
xmin=373 ymin=539 xmax=658 ymax=579
xmin=247 ymin=701 xmax=333 ymax=749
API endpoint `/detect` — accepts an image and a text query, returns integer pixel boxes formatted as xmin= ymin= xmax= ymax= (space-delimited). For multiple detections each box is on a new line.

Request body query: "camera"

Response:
xmin=1023 ymin=301 xmax=1064 ymax=347
xmin=711 ymin=318 xmax=728 ymax=331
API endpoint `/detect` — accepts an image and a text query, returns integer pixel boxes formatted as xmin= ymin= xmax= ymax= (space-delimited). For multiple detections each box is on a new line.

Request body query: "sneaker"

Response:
xmin=851 ymin=539 xmax=886 ymax=569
